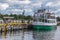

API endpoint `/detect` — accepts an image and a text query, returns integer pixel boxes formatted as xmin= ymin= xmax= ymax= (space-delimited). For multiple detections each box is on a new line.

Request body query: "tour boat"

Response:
xmin=32 ymin=9 xmax=57 ymax=30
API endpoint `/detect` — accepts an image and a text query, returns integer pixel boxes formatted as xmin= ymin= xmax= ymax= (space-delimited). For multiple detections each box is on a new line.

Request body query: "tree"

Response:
xmin=0 ymin=13 xmax=3 ymax=19
xmin=57 ymin=17 xmax=60 ymax=21
xmin=10 ymin=13 xmax=13 ymax=17
xmin=25 ymin=15 xmax=33 ymax=20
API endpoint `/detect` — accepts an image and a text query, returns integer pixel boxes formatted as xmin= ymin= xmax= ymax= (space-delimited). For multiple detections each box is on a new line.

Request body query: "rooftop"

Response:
xmin=3 ymin=16 xmax=14 ymax=19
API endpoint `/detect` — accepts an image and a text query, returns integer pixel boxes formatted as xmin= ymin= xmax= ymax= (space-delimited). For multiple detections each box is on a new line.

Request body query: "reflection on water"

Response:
xmin=33 ymin=30 xmax=56 ymax=40
xmin=0 ymin=27 xmax=59 ymax=40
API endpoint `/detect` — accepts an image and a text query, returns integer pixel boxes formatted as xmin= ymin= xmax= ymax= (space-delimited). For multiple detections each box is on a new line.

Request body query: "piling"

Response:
xmin=4 ymin=24 xmax=7 ymax=32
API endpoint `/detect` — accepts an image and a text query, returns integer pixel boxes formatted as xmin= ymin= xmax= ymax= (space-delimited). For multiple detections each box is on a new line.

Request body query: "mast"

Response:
xmin=41 ymin=4 xmax=46 ymax=23
xmin=43 ymin=9 xmax=46 ymax=23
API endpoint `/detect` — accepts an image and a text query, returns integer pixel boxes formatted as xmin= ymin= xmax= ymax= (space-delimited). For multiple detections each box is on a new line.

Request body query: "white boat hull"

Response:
xmin=32 ymin=22 xmax=57 ymax=26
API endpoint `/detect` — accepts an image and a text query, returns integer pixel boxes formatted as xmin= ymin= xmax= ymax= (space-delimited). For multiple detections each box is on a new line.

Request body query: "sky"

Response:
xmin=0 ymin=0 xmax=60 ymax=16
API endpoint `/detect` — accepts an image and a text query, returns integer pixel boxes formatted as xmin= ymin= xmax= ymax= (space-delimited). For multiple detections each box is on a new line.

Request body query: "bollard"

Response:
xmin=4 ymin=24 xmax=7 ymax=32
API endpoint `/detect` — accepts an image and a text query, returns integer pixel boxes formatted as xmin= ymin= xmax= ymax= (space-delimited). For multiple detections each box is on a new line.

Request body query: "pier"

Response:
xmin=57 ymin=21 xmax=60 ymax=26
xmin=0 ymin=16 xmax=32 ymax=32
xmin=0 ymin=22 xmax=29 ymax=32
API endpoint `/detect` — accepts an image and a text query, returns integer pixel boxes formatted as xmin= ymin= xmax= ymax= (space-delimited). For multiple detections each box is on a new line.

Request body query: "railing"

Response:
xmin=0 ymin=22 xmax=30 ymax=32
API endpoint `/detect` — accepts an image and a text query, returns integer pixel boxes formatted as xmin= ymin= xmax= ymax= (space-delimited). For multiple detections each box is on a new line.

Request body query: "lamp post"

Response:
xmin=21 ymin=10 xmax=25 ymax=23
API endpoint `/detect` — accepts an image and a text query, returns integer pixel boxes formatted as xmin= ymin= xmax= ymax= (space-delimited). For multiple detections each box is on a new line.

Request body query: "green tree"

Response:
xmin=57 ymin=17 xmax=60 ymax=21
xmin=0 ymin=13 xmax=3 ymax=19
xmin=25 ymin=15 xmax=33 ymax=20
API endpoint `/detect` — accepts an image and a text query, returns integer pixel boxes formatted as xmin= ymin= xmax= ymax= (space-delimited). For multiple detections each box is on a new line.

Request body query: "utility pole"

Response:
xmin=22 ymin=10 xmax=25 ymax=23
xmin=22 ymin=10 xmax=25 ymax=16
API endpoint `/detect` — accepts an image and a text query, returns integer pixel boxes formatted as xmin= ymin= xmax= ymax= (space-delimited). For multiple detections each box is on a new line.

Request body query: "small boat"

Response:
xmin=32 ymin=9 xmax=57 ymax=30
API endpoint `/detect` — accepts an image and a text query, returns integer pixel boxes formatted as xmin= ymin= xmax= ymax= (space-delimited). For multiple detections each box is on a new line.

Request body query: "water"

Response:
xmin=0 ymin=26 xmax=60 ymax=40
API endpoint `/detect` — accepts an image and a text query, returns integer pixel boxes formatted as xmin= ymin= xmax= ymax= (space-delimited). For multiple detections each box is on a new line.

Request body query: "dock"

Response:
xmin=57 ymin=21 xmax=60 ymax=26
xmin=0 ymin=22 xmax=30 ymax=32
xmin=0 ymin=16 xmax=32 ymax=32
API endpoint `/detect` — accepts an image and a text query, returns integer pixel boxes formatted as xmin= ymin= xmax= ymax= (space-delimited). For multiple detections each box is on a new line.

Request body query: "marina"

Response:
xmin=0 ymin=20 xmax=32 ymax=32
xmin=0 ymin=26 xmax=59 ymax=40
xmin=0 ymin=16 xmax=32 ymax=32
xmin=0 ymin=0 xmax=60 ymax=40
xmin=0 ymin=8 xmax=59 ymax=40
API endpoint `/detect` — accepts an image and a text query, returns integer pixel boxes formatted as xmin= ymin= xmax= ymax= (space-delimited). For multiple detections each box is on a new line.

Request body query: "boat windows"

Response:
xmin=47 ymin=19 xmax=55 ymax=23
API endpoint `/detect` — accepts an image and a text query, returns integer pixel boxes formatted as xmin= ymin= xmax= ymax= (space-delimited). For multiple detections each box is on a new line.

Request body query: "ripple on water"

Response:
xmin=0 ymin=26 xmax=60 ymax=40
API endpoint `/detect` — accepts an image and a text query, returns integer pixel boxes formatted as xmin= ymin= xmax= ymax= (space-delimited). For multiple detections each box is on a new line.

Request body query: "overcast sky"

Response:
xmin=0 ymin=0 xmax=60 ymax=16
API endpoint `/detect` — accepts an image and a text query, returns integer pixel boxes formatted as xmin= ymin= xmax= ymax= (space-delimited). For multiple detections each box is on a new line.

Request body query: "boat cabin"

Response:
xmin=33 ymin=9 xmax=56 ymax=23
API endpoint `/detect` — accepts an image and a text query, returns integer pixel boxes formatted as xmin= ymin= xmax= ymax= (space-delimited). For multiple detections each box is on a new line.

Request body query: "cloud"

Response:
xmin=24 ymin=8 xmax=32 ymax=12
xmin=52 ymin=1 xmax=60 ymax=7
xmin=11 ymin=9 xmax=23 ymax=12
xmin=30 ymin=2 xmax=42 ymax=11
xmin=0 ymin=3 xmax=9 ymax=10
xmin=45 ymin=1 xmax=60 ymax=17
xmin=52 ymin=9 xmax=60 ymax=17
xmin=24 ymin=8 xmax=34 ymax=16
xmin=54 ymin=9 xmax=60 ymax=13
xmin=46 ymin=1 xmax=60 ymax=7
xmin=46 ymin=2 xmax=53 ymax=6
xmin=6 ymin=9 xmax=23 ymax=14
xmin=0 ymin=0 xmax=60 ymax=16
xmin=6 ymin=0 xmax=31 ymax=4
xmin=31 ymin=2 xmax=42 ymax=7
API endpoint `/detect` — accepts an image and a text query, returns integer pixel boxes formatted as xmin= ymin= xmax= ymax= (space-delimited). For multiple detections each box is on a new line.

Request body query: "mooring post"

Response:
xmin=4 ymin=24 xmax=7 ymax=32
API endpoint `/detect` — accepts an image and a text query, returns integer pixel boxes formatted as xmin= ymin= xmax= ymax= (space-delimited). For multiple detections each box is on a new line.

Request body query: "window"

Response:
xmin=48 ymin=20 xmax=55 ymax=23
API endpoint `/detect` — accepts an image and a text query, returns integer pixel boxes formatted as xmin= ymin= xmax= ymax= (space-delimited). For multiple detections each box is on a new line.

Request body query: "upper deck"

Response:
xmin=33 ymin=9 xmax=56 ymax=23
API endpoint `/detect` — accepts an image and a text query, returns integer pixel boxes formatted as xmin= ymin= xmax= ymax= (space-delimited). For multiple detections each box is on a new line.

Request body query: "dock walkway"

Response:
xmin=0 ymin=20 xmax=32 ymax=32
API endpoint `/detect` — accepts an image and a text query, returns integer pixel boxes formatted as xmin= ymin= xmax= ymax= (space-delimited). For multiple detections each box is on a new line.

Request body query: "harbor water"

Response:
xmin=0 ymin=26 xmax=60 ymax=40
